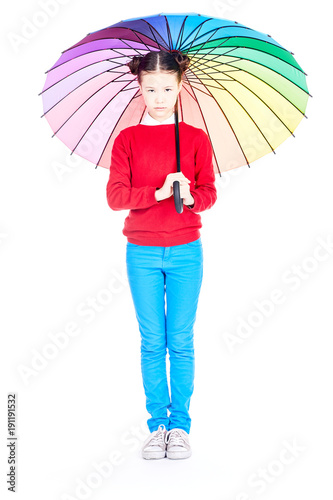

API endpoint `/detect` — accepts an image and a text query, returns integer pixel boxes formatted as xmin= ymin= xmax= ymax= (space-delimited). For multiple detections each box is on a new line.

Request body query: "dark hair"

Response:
xmin=127 ymin=50 xmax=190 ymax=85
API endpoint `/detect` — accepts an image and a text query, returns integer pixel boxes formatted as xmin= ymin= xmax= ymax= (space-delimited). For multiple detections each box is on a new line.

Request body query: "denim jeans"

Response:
xmin=125 ymin=238 xmax=204 ymax=434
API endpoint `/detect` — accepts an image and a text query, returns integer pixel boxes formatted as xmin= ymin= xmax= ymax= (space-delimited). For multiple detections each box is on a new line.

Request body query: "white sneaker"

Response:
xmin=165 ymin=428 xmax=192 ymax=459
xmin=142 ymin=424 xmax=167 ymax=460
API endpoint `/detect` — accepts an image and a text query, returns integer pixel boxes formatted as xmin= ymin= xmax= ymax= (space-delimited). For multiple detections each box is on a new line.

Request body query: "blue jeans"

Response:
xmin=125 ymin=238 xmax=204 ymax=434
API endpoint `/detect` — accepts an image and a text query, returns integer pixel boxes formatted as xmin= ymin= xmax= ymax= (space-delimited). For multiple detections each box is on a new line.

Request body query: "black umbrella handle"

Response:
xmin=173 ymin=97 xmax=183 ymax=214
xmin=173 ymin=180 xmax=183 ymax=213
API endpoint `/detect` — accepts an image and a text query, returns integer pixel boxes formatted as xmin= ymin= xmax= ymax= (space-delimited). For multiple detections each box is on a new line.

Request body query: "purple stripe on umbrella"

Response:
xmin=48 ymin=39 xmax=159 ymax=72
xmin=64 ymin=28 xmax=162 ymax=53
xmin=42 ymin=49 xmax=143 ymax=91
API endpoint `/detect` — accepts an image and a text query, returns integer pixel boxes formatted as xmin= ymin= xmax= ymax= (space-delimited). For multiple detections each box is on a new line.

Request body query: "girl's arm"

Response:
xmin=106 ymin=132 xmax=159 ymax=211
xmin=187 ymin=130 xmax=217 ymax=212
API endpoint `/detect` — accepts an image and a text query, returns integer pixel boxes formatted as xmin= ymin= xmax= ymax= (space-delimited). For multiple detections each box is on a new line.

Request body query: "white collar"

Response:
xmin=141 ymin=112 xmax=181 ymax=126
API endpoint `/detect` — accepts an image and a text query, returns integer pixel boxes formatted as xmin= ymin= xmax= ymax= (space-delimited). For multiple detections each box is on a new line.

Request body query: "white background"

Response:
xmin=1 ymin=0 xmax=332 ymax=498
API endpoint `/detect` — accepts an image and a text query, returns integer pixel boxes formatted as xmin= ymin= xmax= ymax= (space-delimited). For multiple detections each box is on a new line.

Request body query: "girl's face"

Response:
xmin=139 ymin=71 xmax=182 ymax=123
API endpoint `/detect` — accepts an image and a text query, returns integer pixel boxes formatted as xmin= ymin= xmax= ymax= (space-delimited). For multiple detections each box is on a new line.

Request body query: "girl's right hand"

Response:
xmin=156 ymin=172 xmax=191 ymax=201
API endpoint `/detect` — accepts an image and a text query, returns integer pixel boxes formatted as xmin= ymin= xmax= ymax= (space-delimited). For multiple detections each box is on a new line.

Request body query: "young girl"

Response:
xmin=106 ymin=50 xmax=217 ymax=460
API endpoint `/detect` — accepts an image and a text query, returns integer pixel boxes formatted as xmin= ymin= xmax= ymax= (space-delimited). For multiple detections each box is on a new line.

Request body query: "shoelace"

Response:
xmin=148 ymin=426 xmax=166 ymax=447
xmin=165 ymin=429 xmax=187 ymax=446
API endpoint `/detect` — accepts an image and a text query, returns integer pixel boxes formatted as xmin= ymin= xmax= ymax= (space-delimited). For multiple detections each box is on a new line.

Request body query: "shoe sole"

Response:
xmin=142 ymin=451 xmax=166 ymax=459
xmin=166 ymin=450 xmax=192 ymax=459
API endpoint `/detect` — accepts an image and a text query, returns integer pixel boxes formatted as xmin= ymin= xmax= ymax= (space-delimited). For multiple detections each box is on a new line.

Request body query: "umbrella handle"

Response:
xmin=173 ymin=180 xmax=183 ymax=214
xmin=173 ymin=96 xmax=183 ymax=214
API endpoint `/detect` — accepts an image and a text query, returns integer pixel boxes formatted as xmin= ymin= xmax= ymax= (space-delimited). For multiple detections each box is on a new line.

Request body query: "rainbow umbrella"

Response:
xmin=40 ymin=12 xmax=310 ymax=177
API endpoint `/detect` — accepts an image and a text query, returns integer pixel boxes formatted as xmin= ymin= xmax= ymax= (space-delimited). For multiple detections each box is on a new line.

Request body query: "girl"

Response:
xmin=106 ymin=50 xmax=217 ymax=460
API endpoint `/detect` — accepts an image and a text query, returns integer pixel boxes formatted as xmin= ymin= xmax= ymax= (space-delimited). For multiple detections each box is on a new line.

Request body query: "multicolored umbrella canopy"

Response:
xmin=40 ymin=12 xmax=310 ymax=174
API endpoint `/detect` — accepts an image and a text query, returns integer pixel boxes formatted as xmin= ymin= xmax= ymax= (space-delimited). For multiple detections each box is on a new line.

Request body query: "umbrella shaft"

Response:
xmin=175 ymin=97 xmax=181 ymax=173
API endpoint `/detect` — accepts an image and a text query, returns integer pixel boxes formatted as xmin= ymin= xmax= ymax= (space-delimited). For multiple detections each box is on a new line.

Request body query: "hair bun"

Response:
xmin=171 ymin=50 xmax=190 ymax=74
xmin=127 ymin=55 xmax=143 ymax=75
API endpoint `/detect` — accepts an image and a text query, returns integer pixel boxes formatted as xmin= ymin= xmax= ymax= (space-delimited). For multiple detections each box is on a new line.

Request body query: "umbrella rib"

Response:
xmin=216 ymin=56 xmax=308 ymax=96
xmin=174 ymin=15 xmax=188 ymax=50
xmin=60 ymin=27 xmax=167 ymax=55
xmin=41 ymin=68 xmax=135 ymax=117
xmin=171 ymin=15 xmax=211 ymax=52
xmin=140 ymin=19 xmax=169 ymax=50
xmin=183 ymin=33 xmax=245 ymax=72
xmin=55 ymin=29 xmax=166 ymax=76
xmin=51 ymin=73 xmax=139 ymax=150
xmin=44 ymin=49 xmax=132 ymax=75
xmin=177 ymin=17 xmax=213 ymax=51
xmin=181 ymin=22 xmax=248 ymax=54
xmin=184 ymin=36 xmax=306 ymax=75
xmin=164 ymin=16 xmax=174 ymax=49
xmin=190 ymin=52 xmax=310 ymax=108
xmin=191 ymin=55 xmax=306 ymax=123
xmin=176 ymin=86 xmax=221 ymax=177
xmin=182 ymin=79 xmax=220 ymax=99
xmin=188 ymin=65 xmax=280 ymax=153
xmin=44 ymin=34 xmax=155 ymax=75
xmin=70 ymin=78 xmax=138 ymax=155
xmin=193 ymin=62 xmax=294 ymax=127
xmin=42 ymin=27 xmax=169 ymax=113
xmin=95 ymin=87 xmax=144 ymax=168
xmin=184 ymin=28 xmax=231 ymax=64
xmin=182 ymin=69 xmax=245 ymax=171
xmin=40 ymin=54 xmax=136 ymax=98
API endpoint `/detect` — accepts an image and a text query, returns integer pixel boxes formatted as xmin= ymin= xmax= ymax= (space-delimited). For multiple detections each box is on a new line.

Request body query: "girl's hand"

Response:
xmin=156 ymin=172 xmax=191 ymax=202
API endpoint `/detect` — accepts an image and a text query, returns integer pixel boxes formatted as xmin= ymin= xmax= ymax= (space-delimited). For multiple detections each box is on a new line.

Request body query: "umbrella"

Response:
xmin=39 ymin=12 xmax=311 ymax=212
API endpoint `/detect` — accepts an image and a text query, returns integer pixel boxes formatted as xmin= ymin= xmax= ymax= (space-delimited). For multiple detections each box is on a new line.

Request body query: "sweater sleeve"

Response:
xmin=106 ymin=131 xmax=159 ymax=211
xmin=186 ymin=130 xmax=217 ymax=213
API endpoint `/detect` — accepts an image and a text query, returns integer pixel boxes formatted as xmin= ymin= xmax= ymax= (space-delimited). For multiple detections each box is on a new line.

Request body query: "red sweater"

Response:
xmin=106 ymin=121 xmax=217 ymax=246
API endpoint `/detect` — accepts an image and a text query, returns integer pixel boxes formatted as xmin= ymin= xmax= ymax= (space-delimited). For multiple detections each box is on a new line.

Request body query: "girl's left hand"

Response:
xmin=179 ymin=181 xmax=194 ymax=205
